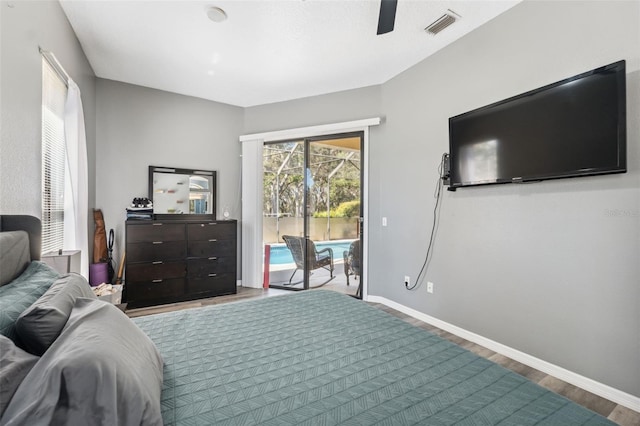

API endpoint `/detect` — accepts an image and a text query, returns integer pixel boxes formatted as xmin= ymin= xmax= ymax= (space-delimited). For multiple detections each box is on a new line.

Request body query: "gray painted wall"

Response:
xmin=373 ymin=0 xmax=639 ymax=397
xmin=243 ymin=85 xmax=382 ymax=134
xmin=95 ymin=79 xmax=244 ymax=266
xmin=0 ymin=0 xmax=96 ymax=219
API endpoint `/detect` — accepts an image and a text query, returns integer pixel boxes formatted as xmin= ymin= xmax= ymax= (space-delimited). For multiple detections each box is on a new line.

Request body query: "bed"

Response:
xmin=0 ymin=215 xmax=615 ymax=425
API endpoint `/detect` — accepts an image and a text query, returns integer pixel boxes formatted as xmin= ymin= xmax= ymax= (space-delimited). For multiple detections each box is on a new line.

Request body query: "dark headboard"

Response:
xmin=0 ymin=215 xmax=42 ymax=261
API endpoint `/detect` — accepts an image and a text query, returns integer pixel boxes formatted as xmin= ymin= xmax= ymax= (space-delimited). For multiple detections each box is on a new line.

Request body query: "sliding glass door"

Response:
xmin=263 ymin=132 xmax=363 ymax=297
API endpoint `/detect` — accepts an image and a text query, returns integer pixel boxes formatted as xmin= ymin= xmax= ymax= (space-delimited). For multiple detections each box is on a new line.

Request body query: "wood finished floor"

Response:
xmin=126 ymin=287 xmax=640 ymax=426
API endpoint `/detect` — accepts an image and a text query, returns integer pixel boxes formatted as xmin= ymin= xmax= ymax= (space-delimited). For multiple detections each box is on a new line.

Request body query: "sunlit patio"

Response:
xmin=264 ymin=239 xmax=360 ymax=297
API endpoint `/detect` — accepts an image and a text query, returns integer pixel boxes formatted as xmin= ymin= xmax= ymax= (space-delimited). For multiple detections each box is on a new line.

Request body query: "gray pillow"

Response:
xmin=0 ymin=335 xmax=39 ymax=418
xmin=15 ymin=273 xmax=96 ymax=356
xmin=1 ymin=298 xmax=163 ymax=426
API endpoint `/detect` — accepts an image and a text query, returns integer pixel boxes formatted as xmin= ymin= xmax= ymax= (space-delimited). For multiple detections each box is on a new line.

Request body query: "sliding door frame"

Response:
xmin=239 ymin=117 xmax=380 ymax=300
xmin=303 ymin=132 xmax=364 ymax=296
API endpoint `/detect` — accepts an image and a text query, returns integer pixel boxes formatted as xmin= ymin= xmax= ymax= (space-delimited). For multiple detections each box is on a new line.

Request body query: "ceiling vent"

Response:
xmin=425 ymin=10 xmax=460 ymax=35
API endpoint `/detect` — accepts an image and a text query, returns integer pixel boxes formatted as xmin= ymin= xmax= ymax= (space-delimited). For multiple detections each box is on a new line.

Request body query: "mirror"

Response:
xmin=149 ymin=166 xmax=216 ymax=219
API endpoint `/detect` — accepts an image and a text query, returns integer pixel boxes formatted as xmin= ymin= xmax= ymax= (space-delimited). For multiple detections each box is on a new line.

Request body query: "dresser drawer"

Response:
xmin=187 ymin=239 xmax=236 ymax=258
xmin=127 ymin=241 xmax=187 ymax=263
xmin=187 ymin=257 xmax=236 ymax=277
xmin=127 ymin=278 xmax=186 ymax=302
xmin=126 ymin=261 xmax=186 ymax=281
xmin=127 ymin=223 xmax=185 ymax=243
xmin=187 ymin=274 xmax=236 ymax=295
xmin=187 ymin=222 xmax=236 ymax=241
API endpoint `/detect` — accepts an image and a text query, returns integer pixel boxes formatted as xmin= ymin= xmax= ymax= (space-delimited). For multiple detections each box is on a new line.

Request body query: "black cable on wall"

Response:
xmin=405 ymin=153 xmax=448 ymax=291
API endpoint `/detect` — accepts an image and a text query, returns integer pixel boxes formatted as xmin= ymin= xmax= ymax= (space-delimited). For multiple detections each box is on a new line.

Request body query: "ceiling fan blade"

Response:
xmin=377 ymin=0 xmax=398 ymax=35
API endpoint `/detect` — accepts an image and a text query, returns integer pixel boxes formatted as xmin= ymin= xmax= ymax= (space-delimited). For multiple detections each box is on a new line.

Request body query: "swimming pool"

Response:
xmin=268 ymin=240 xmax=354 ymax=265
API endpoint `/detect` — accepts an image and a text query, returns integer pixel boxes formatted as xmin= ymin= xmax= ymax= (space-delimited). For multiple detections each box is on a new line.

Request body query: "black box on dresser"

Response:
xmin=125 ymin=219 xmax=237 ymax=308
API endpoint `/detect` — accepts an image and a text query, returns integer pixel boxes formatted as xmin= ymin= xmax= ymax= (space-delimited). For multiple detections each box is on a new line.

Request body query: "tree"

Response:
xmin=263 ymin=142 xmax=361 ymax=217
xmin=313 ymin=200 xmax=360 ymax=218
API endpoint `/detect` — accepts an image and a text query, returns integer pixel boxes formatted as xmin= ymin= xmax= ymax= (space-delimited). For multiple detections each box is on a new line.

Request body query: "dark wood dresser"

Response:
xmin=125 ymin=219 xmax=237 ymax=308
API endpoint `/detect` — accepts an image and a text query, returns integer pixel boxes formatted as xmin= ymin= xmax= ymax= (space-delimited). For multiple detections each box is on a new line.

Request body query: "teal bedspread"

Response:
xmin=133 ymin=290 xmax=613 ymax=425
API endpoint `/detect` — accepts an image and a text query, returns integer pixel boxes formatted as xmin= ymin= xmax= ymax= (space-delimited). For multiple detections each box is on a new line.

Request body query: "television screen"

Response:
xmin=448 ymin=60 xmax=626 ymax=189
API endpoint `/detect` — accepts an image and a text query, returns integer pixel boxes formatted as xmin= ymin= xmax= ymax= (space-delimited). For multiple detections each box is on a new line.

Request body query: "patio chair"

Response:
xmin=343 ymin=239 xmax=360 ymax=286
xmin=282 ymin=235 xmax=334 ymax=285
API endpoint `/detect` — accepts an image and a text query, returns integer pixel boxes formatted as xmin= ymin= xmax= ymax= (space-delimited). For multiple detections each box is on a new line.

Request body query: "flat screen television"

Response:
xmin=448 ymin=60 xmax=626 ymax=190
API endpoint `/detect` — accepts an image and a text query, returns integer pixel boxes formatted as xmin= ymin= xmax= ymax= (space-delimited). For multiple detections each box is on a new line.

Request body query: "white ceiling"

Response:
xmin=60 ymin=0 xmax=520 ymax=107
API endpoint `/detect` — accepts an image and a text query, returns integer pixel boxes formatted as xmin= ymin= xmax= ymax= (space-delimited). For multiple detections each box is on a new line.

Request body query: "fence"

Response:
xmin=263 ymin=217 xmax=359 ymax=243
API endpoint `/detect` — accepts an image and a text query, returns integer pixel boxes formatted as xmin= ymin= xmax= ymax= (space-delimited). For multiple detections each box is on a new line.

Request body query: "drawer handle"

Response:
xmin=152 ymin=261 xmax=163 ymax=265
xmin=208 ymin=223 xmax=217 ymax=226
xmin=152 ymin=241 xmax=163 ymax=245
xmin=208 ymin=239 xmax=218 ymax=242
xmin=152 ymin=223 xmax=163 ymax=226
xmin=208 ymin=257 xmax=218 ymax=261
xmin=152 ymin=279 xmax=163 ymax=283
xmin=208 ymin=273 xmax=217 ymax=277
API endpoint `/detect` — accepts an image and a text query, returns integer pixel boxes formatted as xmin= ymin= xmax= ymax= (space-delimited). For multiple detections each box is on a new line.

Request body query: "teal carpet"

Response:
xmin=133 ymin=290 xmax=614 ymax=425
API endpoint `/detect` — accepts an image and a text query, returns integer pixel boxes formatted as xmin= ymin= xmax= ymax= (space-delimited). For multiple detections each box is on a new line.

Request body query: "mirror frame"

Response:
xmin=148 ymin=166 xmax=217 ymax=221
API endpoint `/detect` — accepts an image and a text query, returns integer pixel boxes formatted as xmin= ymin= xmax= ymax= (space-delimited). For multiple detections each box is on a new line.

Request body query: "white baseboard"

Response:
xmin=366 ymin=295 xmax=640 ymax=412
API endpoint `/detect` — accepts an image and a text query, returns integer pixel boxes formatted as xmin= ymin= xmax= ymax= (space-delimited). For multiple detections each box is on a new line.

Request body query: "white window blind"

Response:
xmin=41 ymin=58 xmax=68 ymax=255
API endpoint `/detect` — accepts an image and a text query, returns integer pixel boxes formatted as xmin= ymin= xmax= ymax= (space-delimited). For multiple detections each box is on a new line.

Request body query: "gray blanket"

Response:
xmin=2 ymin=299 xmax=163 ymax=426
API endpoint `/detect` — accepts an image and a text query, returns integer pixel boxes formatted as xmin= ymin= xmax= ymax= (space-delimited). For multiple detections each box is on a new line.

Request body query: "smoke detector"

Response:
xmin=425 ymin=10 xmax=460 ymax=35
xmin=207 ymin=6 xmax=227 ymax=23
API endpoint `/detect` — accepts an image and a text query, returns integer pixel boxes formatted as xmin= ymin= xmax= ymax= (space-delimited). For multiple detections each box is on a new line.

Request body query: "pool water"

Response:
xmin=269 ymin=240 xmax=354 ymax=265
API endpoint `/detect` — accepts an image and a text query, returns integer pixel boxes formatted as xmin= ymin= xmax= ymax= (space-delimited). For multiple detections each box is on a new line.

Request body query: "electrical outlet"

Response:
xmin=404 ymin=276 xmax=410 ymax=287
xmin=427 ymin=281 xmax=434 ymax=293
